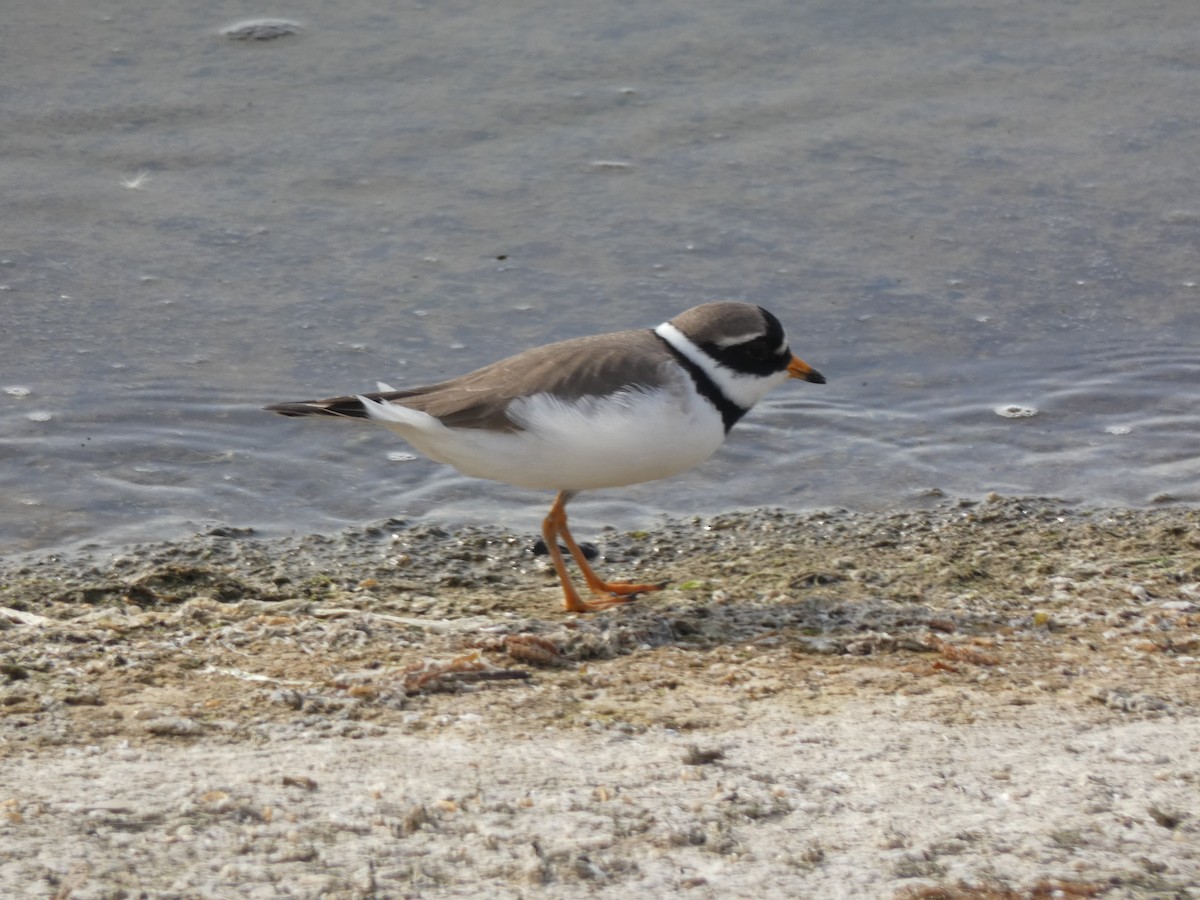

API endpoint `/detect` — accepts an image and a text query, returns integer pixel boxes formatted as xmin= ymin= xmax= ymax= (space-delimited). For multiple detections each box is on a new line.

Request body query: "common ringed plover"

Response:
xmin=266 ymin=301 xmax=825 ymax=612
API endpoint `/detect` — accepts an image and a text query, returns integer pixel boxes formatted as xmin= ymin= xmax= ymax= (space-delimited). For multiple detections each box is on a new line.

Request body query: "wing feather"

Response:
xmin=265 ymin=328 xmax=674 ymax=432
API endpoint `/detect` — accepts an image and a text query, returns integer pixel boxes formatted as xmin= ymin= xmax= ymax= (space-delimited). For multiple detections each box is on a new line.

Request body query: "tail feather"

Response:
xmin=264 ymin=395 xmax=371 ymax=419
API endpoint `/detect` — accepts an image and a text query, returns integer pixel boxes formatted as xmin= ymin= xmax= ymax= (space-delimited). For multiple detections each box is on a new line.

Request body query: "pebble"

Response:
xmin=219 ymin=18 xmax=302 ymax=40
xmin=145 ymin=717 xmax=205 ymax=736
xmin=994 ymin=404 xmax=1038 ymax=418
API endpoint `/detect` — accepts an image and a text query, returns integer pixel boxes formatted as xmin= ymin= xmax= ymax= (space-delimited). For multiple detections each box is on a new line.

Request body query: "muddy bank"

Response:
xmin=1 ymin=497 xmax=1198 ymax=897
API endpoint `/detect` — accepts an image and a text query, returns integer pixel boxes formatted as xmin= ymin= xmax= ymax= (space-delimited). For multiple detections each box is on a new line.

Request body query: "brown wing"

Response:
xmin=265 ymin=328 xmax=675 ymax=432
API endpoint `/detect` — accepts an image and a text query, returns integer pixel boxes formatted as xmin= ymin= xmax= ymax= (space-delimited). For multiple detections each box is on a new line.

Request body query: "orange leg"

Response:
xmin=542 ymin=491 xmax=667 ymax=612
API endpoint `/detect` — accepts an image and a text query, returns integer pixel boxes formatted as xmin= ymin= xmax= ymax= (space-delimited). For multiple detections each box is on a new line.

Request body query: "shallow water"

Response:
xmin=2 ymin=0 xmax=1199 ymax=552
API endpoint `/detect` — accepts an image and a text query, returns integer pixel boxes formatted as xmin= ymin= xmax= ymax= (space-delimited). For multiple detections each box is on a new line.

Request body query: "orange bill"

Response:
xmin=787 ymin=355 xmax=826 ymax=384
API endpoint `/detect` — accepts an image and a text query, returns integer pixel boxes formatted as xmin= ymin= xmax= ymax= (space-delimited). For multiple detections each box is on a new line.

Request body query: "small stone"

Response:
xmin=994 ymin=404 xmax=1038 ymax=418
xmin=220 ymin=18 xmax=302 ymax=40
xmin=145 ymin=716 xmax=205 ymax=736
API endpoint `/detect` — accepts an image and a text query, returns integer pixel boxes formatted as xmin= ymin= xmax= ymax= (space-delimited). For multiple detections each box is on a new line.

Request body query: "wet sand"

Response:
xmin=1 ymin=496 xmax=1198 ymax=896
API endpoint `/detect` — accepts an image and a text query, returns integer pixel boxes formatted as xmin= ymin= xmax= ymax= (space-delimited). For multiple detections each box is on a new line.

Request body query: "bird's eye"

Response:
xmin=743 ymin=339 xmax=771 ymax=360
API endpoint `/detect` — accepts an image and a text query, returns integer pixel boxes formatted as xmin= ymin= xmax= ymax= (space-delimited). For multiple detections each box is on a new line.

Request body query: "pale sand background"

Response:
xmin=2 ymin=499 xmax=1197 ymax=897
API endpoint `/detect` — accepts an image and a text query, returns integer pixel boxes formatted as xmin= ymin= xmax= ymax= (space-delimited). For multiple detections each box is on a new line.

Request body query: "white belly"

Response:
xmin=370 ymin=386 xmax=727 ymax=491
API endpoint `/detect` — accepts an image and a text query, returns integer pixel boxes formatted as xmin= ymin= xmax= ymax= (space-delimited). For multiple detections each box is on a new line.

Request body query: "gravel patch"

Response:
xmin=2 ymin=496 xmax=1198 ymax=897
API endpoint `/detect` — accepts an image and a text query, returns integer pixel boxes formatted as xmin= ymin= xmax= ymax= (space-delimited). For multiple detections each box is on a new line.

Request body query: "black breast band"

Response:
xmin=654 ymin=333 xmax=746 ymax=433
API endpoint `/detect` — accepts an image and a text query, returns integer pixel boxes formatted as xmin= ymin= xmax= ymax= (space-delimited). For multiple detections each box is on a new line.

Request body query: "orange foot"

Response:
xmin=590 ymin=578 xmax=669 ymax=597
xmin=542 ymin=491 xmax=668 ymax=613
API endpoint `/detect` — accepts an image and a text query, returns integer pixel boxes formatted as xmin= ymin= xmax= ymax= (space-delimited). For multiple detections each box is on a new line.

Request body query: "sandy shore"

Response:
xmin=1 ymin=497 xmax=1198 ymax=898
